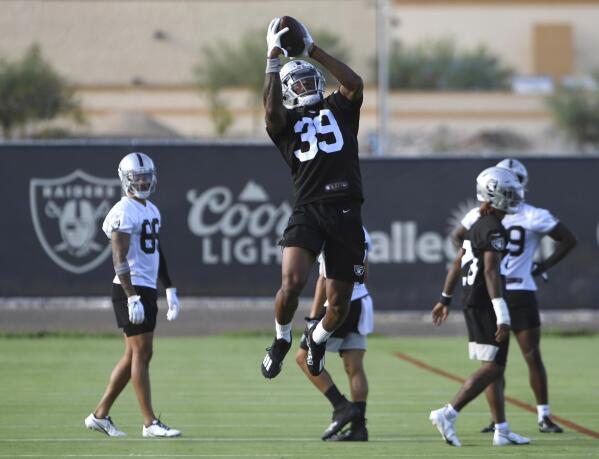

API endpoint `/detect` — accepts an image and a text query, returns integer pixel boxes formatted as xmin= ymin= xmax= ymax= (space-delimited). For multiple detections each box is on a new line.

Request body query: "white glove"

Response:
xmin=266 ymin=17 xmax=289 ymax=57
xmin=297 ymin=19 xmax=314 ymax=57
xmin=166 ymin=287 xmax=180 ymax=321
xmin=127 ymin=295 xmax=145 ymax=324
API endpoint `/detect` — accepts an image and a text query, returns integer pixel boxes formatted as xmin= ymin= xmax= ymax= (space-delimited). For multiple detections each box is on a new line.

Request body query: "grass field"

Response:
xmin=2 ymin=333 xmax=598 ymax=458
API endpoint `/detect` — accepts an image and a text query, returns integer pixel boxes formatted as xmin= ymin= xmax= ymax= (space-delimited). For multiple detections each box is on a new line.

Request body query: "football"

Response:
xmin=278 ymin=16 xmax=305 ymax=57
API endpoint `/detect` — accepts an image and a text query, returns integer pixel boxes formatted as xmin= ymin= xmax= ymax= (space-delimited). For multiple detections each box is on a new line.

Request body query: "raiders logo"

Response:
xmin=30 ymin=170 xmax=121 ymax=274
xmin=489 ymin=233 xmax=506 ymax=251
xmin=354 ymin=264 xmax=365 ymax=276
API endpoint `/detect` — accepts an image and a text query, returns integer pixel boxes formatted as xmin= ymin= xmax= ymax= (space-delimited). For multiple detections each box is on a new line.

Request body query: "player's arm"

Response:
xmin=158 ymin=241 xmax=180 ymax=321
xmin=431 ymin=248 xmax=463 ymax=326
xmin=310 ymin=46 xmax=363 ymax=102
xmin=111 ymin=231 xmax=136 ymax=297
xmin=264 ymin=18 xmax=288 ymax=135
xmin=295 ymin=19 xmax=363 ymax=102
xmin=483 ymin=250 xmax=510 ymax=342
xmin=158 ymin=243 xmax=173 ymax=289
xmin=451 ymin=225 xmax=468 ymax=250
xmin=532 ymin=222 xmax=577 ymax=276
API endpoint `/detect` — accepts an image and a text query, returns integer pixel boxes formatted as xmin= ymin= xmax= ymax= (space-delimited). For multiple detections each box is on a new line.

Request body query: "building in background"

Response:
xmin=1 ymin=0 xmax=598 ymax=153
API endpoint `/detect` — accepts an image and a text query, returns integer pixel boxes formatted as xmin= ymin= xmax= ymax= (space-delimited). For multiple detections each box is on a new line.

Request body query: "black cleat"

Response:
xmin=327 ymin=422 xmax=368 ymax=442
xmin=480 ymin=421 xmax=495 ymax=433
xmin=321 ymin=400 xmax=361 ymax=440
xmin=306 ymin=325 xmax=326 ymax=376
xmin=539 ymin=416 xmax=564 ymax=433
xmin=261 ymin=336 xmax=291 ymax=379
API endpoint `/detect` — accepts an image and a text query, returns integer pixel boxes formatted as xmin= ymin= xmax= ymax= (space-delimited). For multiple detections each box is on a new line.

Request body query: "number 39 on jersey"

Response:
xmin=293 ymin=109 xmax=344 ymax=162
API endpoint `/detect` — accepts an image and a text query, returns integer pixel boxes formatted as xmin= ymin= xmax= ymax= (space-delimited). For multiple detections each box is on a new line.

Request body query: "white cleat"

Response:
xmin=429 ymin=408 xmax=461 ymax=447
xmin=142 ymin=419 xmax=182 ymax=438
xmin=493 ymin=429 xmax=531 ymax=446
xmin=84 ymin=413 xmax=126 ymax=437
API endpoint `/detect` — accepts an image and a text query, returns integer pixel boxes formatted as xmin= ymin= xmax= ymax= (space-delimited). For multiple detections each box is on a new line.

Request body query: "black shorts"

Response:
xmin=299 ymin=296 xmax=365 ymax=352
xmin=111 ymin=284 xmax=158 ymax=337
xmin=506 ymin=290 xmax=540 ymax=332
xmin=464 ymin=307 xmax=509 ymax=367
xmin=280 ymin=200 xmax=365 ymax=283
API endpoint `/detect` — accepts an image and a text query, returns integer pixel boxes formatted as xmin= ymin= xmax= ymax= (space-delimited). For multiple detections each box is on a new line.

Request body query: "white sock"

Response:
xmin=495 ymin=421 xmax=509 ymax=432
xmin=311 ymin=320 xmax=332 ymax=344
xmin=443 ymin=404 xmax=459 ymax=421
xmin=537 ymin=404 xmax=550 ymax=422
xmin=275 ymin=320 xmax=292 ymax=343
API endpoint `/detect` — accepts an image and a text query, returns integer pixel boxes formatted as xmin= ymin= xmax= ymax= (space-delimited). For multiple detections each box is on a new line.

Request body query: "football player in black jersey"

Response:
xmin=261 ymin=17 xmax=365 ymax=381
xmin=428 ymin=167 xmax=530 ymax=447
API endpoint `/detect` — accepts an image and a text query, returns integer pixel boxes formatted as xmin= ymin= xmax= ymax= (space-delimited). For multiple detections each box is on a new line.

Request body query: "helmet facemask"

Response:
xmin=118 ymin=152 xmax=157 ymax=199
xmin=280 ymin=60 xmax=326 ymax=109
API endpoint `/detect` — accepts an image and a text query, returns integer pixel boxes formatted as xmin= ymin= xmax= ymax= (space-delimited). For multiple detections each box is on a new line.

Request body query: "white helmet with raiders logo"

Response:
xmin=496 ymin=158 xmax=528 ymax=187
xmin=118 ymin=152 xmax=157 ymax=199
xmin=280 ymin=59 xmax=326 ymax=108
xmin=476 ymin=166 xmax=524 ymax=214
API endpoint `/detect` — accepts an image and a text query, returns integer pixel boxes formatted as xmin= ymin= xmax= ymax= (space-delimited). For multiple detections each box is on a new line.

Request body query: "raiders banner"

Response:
xmin=1 ymin=142 xmax=597 ymax=310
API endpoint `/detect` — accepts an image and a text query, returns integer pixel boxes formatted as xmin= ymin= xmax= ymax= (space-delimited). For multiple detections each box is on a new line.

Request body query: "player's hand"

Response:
xmin=127 ymin=295 xmax=145 ymax=324
xmin=495 ymin=323 xmax=510 ymax=342
xmin=266 ymin=17 xmax=289 ymax=58
xmin=296 ymin=18 xmax=315 ymax=57
xmin=166 ymin=287 xmax=180 ymax=321
xmin=431 ymin=303 xmax=449 ymax=326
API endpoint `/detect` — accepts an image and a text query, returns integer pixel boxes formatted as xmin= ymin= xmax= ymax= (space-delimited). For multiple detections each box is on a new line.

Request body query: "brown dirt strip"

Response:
xmin=394 ymin=350 xmax=599 ymax=441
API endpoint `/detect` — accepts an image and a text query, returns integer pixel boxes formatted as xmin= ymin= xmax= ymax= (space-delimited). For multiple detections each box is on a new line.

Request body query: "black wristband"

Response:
xmin=439 ymin=294 xmax=452 ymax=306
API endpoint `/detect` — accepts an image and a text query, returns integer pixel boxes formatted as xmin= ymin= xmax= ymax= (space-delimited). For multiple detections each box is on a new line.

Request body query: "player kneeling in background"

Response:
xmin=84 ymin=152 xmax=181 ymax=438
xmin=296 ymin=228 xmax=373 ymax=442
xmin=429 ymin=167 xmax=530 ymax=447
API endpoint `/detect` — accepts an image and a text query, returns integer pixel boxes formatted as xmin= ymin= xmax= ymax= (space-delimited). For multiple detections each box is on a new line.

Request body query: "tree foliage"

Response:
xmin=0 ymin=44 xmax=82 ymax=138
xmin=382 ymin=38 xmax=513 ymax=91
xmin=546 ymin=76 xmax=599 ymax=152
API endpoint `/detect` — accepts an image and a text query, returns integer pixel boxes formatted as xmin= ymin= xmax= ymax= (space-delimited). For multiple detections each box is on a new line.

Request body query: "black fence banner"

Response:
xmin=2 ymin=142 xmax=597 ymax=310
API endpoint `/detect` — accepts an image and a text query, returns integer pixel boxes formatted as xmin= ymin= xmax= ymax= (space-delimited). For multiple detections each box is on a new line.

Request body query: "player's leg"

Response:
xmin=94 ymin=336 xmax=133 ymax=418
xmin=85 ymin=284 xmax=133 ymax=437
xmin=330 ymin=348 xmax=368 ymax=441
xmin=128 ymin=331 xmax=155 ymax=426
xmin=515 ymin=327 xmax=562 ymax=432
xmin=262 ymin=246 xmax=315 ymax=379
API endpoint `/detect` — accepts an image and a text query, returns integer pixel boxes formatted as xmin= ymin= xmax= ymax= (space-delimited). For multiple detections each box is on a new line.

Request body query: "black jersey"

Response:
xmin=461 ymin=213 xmax=508 ymax=309
xmin=267 ymin=90 xmax=363 ymax=206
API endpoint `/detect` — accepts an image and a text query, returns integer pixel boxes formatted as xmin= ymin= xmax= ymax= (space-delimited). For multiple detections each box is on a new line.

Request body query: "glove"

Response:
xmin=127 ymin=295 xmax=145 ymax=324
xmin=531 ymin=262 xmax=549 ymax=282
xmin=166 ymin=287 xmax=180 ymax=321
xmin=297 ymin=19 xmax=315 ymax=57
xmin=266 ymin=17 xmax=289 ymax=57
xmin=302 ymin=316 xmax=320 ymax=343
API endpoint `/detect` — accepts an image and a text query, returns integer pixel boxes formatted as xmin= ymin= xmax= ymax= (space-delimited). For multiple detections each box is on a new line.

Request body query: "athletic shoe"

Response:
xmin=429 ymin=407 xmax=461 ymax=447
xmin=493 ymin=429 xmax=530 ymax=446
xmin=84 ymin=413 xmax=126 ymax=437
xmin=480 ymin=421 xmax=495 ymax=433
xmin=142 ymin=419 xmax=181 ymax=438
xmin=306 ymin=325 xmax=326 ymax=376
xmin=321 ymin=400 xmax=361 ymax=440
xmin=327 ymin=422 xmax=368 ymax=441
xmin=261 ymin=336 xmax=291 ymax=379
xmin=539 ymin=416 xmax=564 ymax=433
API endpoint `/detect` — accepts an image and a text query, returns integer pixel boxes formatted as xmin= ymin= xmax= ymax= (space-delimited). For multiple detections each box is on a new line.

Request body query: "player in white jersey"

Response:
xmin=84 ymin=152 xmax=182 ymax=438
xmin=453 ymin=158 xmax=576 ymax=434
xmin=295 ymin=228 xmax=373 ymax=441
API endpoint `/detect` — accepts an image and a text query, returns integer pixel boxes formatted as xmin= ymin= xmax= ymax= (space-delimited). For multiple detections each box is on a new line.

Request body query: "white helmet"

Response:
xmin=476 ymin=166 xmax=524 ymax=214
xmin=496 ymin=158 xmax=528 ymax=187
xmin=280 ymin=59 xmax=326 ymax=108
xmin=118 ymin=152 xmax=157 ymax=199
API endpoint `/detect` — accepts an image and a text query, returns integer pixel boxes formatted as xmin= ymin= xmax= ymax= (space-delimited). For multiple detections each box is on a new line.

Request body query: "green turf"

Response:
xmin=1 ymin=334 xmax=598 ymax=458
